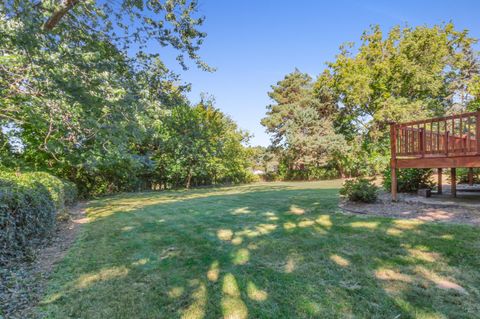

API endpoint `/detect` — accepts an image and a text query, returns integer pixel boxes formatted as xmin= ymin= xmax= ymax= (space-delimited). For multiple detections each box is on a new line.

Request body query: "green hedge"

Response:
xmin=0 ymin=171 xmax=78 ymax=264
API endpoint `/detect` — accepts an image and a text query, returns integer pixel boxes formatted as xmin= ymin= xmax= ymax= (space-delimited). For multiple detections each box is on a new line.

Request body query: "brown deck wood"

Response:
xmin=390 ymin=111 xmax=480 ymax=200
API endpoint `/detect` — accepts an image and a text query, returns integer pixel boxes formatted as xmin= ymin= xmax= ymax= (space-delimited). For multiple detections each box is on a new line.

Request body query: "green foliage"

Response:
xmin=340 ymin=178 xmax=378 ymax=203
xmin=261 ymin=70 xmax=349 ymax=178
xmin=262 ymin=172 xmax=280 ymax=182
xmin=150 ymin=101 xmax=252 ymax=189
xmin=244 ymin=171 xmax=261 ymax=183
xmin=22 ymin=172 xmax=68 ymax=211
xmin=383 ymin=168 xmax=435 ymax=193
xmin=456 ymin=168 xmax=480 ymax=184
xmin=262 ymin=23 xmax=480 ymax=178
xmin=0 ymin=3 xmax=255 ymax=196
xmin=62 ymin=179 xmax=78 ymax=207
xmin=0 ymin=171 xmax=77 ymax=263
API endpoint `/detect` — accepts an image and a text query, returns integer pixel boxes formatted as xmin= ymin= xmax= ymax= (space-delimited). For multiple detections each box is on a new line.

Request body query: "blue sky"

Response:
xmin=159 ymin=0 xmax=480 ymax=146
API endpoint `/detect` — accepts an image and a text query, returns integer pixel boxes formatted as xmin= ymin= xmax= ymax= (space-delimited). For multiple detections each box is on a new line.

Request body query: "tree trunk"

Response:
xmin=186 ymin=168 xmax=193 ymax=189
xmin=43 ymin=0 xmax=80 ymax=30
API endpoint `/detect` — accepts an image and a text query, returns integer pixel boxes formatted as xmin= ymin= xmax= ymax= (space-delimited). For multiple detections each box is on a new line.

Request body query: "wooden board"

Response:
xmin=397 ymin=155 xmax=480 ymax=169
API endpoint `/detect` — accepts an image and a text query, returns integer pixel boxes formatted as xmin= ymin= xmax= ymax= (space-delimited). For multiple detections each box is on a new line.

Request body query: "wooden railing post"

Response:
xmin=476 ymin=111 xmax=480 ymax=154
xmin=390 ymin=123 xmax=398 ymax=201
xmin=444 ymin=131 xmax=449 ymax=155
xmin=419 ymin=127 xmax=425 ymax=157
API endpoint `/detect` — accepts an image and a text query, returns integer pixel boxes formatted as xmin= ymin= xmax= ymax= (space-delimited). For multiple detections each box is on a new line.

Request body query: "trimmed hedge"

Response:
xmin=0 ymin=171 xmax=77 ymax=264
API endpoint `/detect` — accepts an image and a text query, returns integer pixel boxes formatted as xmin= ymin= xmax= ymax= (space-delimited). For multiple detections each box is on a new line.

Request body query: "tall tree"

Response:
xmin=261 ymin=69 xmax=336 ymax=145
xmin=261 ymin=70 xmax=347 ymax=176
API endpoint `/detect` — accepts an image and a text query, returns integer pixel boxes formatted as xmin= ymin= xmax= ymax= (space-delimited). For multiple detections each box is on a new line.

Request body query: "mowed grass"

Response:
xmin=39 ymin=181 xmax=480 ymax=318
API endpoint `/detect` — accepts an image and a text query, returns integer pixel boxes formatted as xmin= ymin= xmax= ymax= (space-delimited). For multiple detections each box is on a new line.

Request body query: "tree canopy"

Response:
xmin=261 ymin=23 xmax=480 ymax=179
xmin=0 ymin=1 xmax=254 ymax=196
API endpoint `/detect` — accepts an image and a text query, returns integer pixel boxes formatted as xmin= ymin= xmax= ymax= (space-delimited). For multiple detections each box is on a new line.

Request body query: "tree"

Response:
xmin=283 ymin=103 xmax=348 ymax=170
xmin=324 ymin=23 xmax=479 ymax=138
xmin=261 ymin=70 xmax=312 ymax=145
xmin=162 ymin=100 xmax=251 ymax=189
xmin=261 ymin=70 xmax=347 ymax=178
xmin=0 ymin=1 xmax=255 ymax=195
xmin=2 ymin=0 xmax=209 ymax=70
xmin=263 ymin=23 xmax=480 ymax=179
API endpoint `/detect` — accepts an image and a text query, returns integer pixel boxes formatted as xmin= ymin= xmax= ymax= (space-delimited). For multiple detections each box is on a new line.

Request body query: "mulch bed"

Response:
xmin=340 ymin=191 xmax=480 ymax=226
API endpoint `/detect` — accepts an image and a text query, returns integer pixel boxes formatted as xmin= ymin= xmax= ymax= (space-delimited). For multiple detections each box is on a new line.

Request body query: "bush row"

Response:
xmin=0 ymin=171 xmax=77 ymax=264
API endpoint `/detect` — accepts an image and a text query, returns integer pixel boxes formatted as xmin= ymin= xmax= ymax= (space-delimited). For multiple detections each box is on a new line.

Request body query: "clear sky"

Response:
xmin=159 ymin=0 xmax=480 ymax=146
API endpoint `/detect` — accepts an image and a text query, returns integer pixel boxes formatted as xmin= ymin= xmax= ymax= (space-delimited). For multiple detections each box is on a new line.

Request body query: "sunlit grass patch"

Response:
xmin=221 ymin=274 xmax=248 ymax=319
xmin=315 ymin=214 xmax=332 ymax=228
xmin=247 ymin=281 xmax=268 ymax=301
xmin=75 ymin=266 xmax=129 ymax=289
xmin=217 ymin=228 xmax=234 ymax=241
xmin=330 ymin=254 xmax=350 ymax=267
xmin=350 ymin=221 xmax=379 ymax=229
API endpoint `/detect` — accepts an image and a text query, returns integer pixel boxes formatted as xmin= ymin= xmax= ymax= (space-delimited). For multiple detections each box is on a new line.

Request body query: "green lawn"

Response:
xmin=39 ymin=181 xmax=480 ymax=318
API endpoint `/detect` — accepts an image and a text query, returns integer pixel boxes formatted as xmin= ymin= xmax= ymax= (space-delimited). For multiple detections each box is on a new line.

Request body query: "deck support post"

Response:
xmin=476 ymin=111 xmax=480 ymax=154
xmin=468 ymin=168 xmax=474 ymax=186
xmin=437 ymin=168 xmax=443 ymax=194
xmin=391 ymin=167 xmax=398 ymax=202
xmin=451 ymin=168 xmax=457 ymax=198
xmin=390 ymin=123 xmax=398 ymax=202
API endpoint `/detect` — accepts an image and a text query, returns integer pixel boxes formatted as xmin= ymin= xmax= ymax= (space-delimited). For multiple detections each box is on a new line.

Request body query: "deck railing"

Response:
xmin=391 ymin=111 xmax=480 ymax=158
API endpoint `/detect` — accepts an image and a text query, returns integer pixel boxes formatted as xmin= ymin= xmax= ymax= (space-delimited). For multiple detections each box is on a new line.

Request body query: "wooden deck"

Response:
xmin=390 ymin=111 xmax=480 ymax=200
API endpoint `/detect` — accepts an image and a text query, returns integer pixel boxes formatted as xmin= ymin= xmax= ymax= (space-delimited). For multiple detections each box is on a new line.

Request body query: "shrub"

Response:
xmin=383 ymin=168 xmax=434 ymax=193
xmin=340 ymin=178 xmax=378 ymax=203
xmin=62 ymin=179 xmax=78 ymax=206
xmin=263 ymin=172 xmax=281 ymax=182
xmin=26 ymin=172 xmax=66 ymax=210
xmin=0 ymin=171 xmax=78 ymax=263
xmin=457 ymin=168 xmax=480 ymax=184
xmin=244 ymin=171 xmax=261 ymax=183
xmin=0 ymin=177 xmax=55 ymax=263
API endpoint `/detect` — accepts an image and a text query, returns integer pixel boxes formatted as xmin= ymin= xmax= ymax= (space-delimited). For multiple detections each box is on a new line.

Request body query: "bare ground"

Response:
xmin=340 ymin=191 xmax=480 ymax=226
xmin=0 ymin=203 xmax=88 ymax=319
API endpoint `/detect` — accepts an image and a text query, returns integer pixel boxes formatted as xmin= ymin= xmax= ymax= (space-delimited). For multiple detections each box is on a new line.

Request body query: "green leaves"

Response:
xmin=261 ymin=69 xmax=348 ymax=177
xmin=262 ymin=23 xmax=480 ymax=179
xmin=0 ymin=1 xmax=253 ymax=196
xmin=159 ymin=101 xmax=251 ymax=188
xmin=328 ymin=23 xmax=479 ymax=129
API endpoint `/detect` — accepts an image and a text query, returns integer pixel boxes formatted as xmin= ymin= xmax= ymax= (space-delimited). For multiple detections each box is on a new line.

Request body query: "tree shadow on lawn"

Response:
xmin=39 ymin=185 xmax=480 ymax=318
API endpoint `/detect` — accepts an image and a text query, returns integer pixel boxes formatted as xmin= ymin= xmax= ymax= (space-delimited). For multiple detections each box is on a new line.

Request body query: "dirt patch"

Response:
xmin=0 ymin=202 xmax=87 ymax=318
xmin=340 ymin=191 xmax=480 ymax=226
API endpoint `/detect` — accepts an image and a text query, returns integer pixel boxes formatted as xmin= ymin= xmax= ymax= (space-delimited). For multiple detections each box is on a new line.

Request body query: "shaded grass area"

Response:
xmin=39 ymin=181 xmax=480 ymax=318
